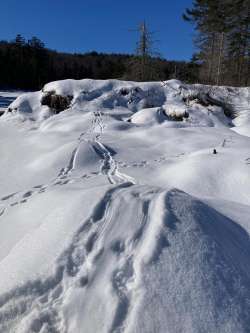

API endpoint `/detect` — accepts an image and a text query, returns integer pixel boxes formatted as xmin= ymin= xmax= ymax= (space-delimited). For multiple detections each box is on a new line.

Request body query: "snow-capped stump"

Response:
xmin=163 ymin=104 xmax=189 ymax=121
xmin=167 ymin=110 xmax=189 ymax=121
xmin=41 ymin=90 xmax=73 ymax=114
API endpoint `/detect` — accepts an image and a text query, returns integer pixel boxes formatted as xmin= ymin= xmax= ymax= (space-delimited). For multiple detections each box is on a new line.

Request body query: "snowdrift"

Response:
xmin=0 ymin=79 xmax=250 ymax=333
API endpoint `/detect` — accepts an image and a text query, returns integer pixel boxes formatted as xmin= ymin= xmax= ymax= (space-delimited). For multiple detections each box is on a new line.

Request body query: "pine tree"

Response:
xmin=183 ymin=0 xmax=250 ymax=86
xmin=227 ymin=0 xmax=250 ymax=85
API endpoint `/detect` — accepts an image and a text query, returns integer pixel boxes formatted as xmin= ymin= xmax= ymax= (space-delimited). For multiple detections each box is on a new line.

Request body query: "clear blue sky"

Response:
xmin=0 ymin=0 xmax=194 ymax=60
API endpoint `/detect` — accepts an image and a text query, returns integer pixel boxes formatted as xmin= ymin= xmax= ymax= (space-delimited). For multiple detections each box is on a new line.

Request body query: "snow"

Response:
xmin=0 ymin=79 xmax=250 ymax=333
xmin=0 ymin=91 xmax=24 ymax=114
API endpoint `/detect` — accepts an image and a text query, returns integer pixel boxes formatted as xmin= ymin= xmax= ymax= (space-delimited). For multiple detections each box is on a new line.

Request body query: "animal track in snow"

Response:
xmin=0 ymin=192 xmax=17 ymax=201
xmin=0 ymin=164 xmax=100 ymax=218
xmin=0 ymin=183 xmax=134 ymax=332
xmin=116 ymin=153 xmax=185 ymax=171
xmin=0 ymin=177 xmax=168 ymax=333
xmin=93 ymin=141 xmax=136 ymax=185
xmin=110 ymin=258 xmax=135 ymax=333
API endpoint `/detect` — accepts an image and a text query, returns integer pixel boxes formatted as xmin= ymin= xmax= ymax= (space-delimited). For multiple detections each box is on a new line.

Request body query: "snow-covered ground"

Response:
xmin=0 ymin=79 xmax=250 ymax=333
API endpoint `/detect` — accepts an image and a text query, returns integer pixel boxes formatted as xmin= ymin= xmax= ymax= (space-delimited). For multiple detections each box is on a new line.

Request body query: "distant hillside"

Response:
xmin=0 ymin=36 xmax=199 ymax=90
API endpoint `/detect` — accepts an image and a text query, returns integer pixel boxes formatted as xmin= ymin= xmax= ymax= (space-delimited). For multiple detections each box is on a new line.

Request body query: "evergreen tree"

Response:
xmin=0 ymin=35 xmax=198 ymax=89
xmin=183 ymin=0 xmax=250 ymax=86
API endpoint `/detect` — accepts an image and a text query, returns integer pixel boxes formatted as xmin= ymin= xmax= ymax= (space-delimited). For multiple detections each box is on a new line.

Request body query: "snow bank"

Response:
xmin=0 ymin=79 xmax=250 ymax=333
xmin=5 ymin=79 xmax=249 ymax=129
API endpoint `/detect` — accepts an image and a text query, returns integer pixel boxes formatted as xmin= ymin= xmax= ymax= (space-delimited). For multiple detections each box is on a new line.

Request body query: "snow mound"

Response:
xmin=0 ymin=187 xmax=249 ymax=333
xmin=132 ymin=189 xmax=250 ymax=333
xmin=129 ymin=107 xmax=166 ymax=125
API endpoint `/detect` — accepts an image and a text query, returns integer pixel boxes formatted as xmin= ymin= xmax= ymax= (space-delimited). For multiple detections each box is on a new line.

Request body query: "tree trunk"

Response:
xmin=216 ymin=32 xmax=225 ymax=85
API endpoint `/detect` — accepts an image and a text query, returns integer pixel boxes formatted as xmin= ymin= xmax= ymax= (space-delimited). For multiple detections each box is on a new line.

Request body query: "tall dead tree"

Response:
xmin=128 ymin=21 xmax=161 ymax=81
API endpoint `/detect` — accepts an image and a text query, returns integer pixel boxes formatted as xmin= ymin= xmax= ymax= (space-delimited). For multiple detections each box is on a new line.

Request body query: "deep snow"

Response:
xmin=0 ymin=79 xmax=250 ymax=333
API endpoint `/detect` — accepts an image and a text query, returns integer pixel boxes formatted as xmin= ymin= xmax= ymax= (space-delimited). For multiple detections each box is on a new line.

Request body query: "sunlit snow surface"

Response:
xmin=0 ymin=79 xmax=250 ymax=333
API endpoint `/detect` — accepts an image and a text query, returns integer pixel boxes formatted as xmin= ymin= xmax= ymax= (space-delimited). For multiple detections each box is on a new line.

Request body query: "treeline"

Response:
xmin=184 ymin=0 xmax=250 ymax=86
xmin=0 ymin=35 xmax=198 ymax=90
